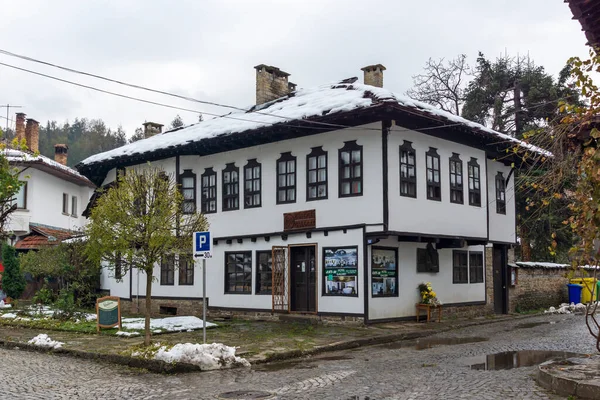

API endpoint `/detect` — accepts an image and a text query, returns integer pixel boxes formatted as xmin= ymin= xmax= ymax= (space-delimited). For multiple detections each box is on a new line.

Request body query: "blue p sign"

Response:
xmin=194 ymin=231 xmax=212 ymax=258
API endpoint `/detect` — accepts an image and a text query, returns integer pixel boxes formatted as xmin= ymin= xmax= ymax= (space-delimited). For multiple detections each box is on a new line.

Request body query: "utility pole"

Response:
xmin=0 ymin=104 xmax=23 ymax=133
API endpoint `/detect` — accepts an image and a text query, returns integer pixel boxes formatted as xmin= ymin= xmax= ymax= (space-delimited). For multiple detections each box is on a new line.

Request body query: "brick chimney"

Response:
xmin=25 ymin=118 xmax=39 ymax=153
xmin=54 ymin=144 xmax=68 ymax=166
xmin=15 ymin=113 xmax=26 ymax=143
xmin=254 ymin=64 xmax=295 ymax=105
xmin=142 ymin=121 xmax=163 ymax=138
xmin=361 ymin=64 xmax=386 ymax=88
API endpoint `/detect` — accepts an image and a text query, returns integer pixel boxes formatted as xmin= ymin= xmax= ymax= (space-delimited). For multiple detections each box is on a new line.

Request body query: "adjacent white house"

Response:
xmin=78 ymin=64 xmax=547 ymax=321
xmin=5 ymin=113 xmax=95 ymax=251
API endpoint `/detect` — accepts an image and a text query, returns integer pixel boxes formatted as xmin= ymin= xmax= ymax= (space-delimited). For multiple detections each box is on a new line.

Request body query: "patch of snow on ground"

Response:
xmin=116 ymin=331 xmax=140 ymax=337
xmin=0 ymin=301 xmax=12 ymax=309
xmin=122 ymin=316 xmax=217 ymax=332
xmin=1 ymin=313 xmax=17 ymax=319
xmin=545 ymin=302 xmax=587 ymax=314
xmin=153 ymin=343 xmax=250 ymax=370
xmin=28 ymin=334 xmax=64 ymax=349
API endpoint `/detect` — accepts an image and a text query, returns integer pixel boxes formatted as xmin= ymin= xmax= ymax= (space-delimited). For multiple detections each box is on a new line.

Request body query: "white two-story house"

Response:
xmin=5 ymin=113 xmax=95 ymax=251
xmin=78 ymin=64 xmax=546 ymax=322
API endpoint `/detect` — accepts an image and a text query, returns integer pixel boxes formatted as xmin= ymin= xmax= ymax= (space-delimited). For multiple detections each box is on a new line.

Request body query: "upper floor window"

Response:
xmin=244 ymin=159 xmax=261 ymax=208
xmin=62 ymin=193 xmax=69 ymax=214
xmin=71 ymin=196 xmax=78 ymax=217
xmin=14 ymin=182 xmax=27 ymax=209
xmin=201 ymin=168 xmax=217 ymax=214
xmin=496 ymin=172 xmax=506 ymax=214
xmin=277 ymin=152 xmax=296 ymax=204
xmin=468 ymin=158 xmax=481 ymax=207
xmin=426 ymin=148 xmax=441 ymax=201
xmin=339 ymin=141 xmax=363 ymax=197
xmin=222 ymin=163 xmax=239 ymax=211
xmin=449 ymin=153 xmax=463 ymax=204
xmin=399 ymin=141 xmax=416 ymax=198
xmin=307 ymin=147 xmax=327 ymax=201
xmin=180 ymin=169 xmax=196 ymax=214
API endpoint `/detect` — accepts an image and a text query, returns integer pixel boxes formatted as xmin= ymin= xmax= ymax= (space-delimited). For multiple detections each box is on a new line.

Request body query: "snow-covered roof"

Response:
xmin=4 ymin=148 xmax=95 ymax=187
xmin=510 ymin=261 xmax=600 ymax=270
xmin=79 ymin=79 xmax=550 ymax=168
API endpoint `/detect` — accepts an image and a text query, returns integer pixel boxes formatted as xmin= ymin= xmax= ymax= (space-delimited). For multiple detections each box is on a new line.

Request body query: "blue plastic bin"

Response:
xmin=567 ymin=283 xmax=583 ymax=304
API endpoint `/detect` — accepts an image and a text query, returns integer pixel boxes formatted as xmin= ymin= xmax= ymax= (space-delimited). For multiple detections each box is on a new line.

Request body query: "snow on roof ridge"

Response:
xmin=3 ymin=148 xmax=92 ymax=183
xmin=79 ymin=81 xmax=550 ymax=167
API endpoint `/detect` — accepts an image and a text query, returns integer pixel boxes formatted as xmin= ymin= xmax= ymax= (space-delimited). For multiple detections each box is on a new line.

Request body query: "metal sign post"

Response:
xmin=194 ymin=231 xmax=212 ymax=344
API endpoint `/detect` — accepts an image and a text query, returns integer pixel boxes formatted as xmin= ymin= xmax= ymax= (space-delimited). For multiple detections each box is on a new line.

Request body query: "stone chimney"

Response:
xmin=254 ymin=64 xmax=295 ymax=105
xmin=15 ymin=113 xmax=26 ymax=143
xmin=142 ymin=121 xmax=163 ymax=138
xmin=361 ymin=64 xmax=386 ymax=88
xmin=54 ymin=144 xmax=68 ymax=165
xmin=25 ymin=118 xmax=39 ymax=153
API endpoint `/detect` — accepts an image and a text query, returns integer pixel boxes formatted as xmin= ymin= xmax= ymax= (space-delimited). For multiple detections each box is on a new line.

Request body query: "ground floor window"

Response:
xmin=469 ymin=252 xmax=484 ymax=283
xmin=453 ymin=250 xmax=484 ymax=284
xmin=178 ymin=255 xmax=194 ymax=285
xmin=371 ymin=247 xmax=398 ymax=297
xmin=225 ymin=252 xmax=252 ymax=294
xmin=161 ymin=254 xmax=175 ymax=285
xmin=323 ymin=246 xmax=358 ymax=296
xmin=256 ymin=251 xmax=272 ymax=294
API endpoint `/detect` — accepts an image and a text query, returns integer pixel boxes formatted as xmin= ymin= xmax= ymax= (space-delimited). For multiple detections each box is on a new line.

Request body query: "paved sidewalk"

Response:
xmin=537 ymin=354 xmax=600 ymax=399
xmin=0 ymin=313 xmax=541 ymax=372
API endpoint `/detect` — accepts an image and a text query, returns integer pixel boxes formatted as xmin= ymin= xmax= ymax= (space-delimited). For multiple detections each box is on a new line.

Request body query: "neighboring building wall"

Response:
xmin=387 ymin=125 xmax=489 ymax=239
xmin=508 ymin=266 xmax=568 ymax=312
xmin=368 ymin=238 xmax=486 ymax=320
xmin=8 ymin=168 xmax=93 ymax=233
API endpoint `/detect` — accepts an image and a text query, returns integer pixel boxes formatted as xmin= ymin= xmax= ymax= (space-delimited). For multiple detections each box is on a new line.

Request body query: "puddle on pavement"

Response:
xmin=415 ymin=337 xmax=489 ymax=350
xmin=467 ymin=350 xmax=581 ymax=370
xmin=253 ymin=355 xmax=353 ymax=372
xmin=514 ymin=321 xmax=561 ymax=329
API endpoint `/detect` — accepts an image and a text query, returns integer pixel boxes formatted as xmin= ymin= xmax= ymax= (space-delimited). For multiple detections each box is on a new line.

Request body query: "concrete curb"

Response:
xmin=0 ymin=313 xmax=543 ymax=373
xmin=536 ymin=360 xmax=600 ymax=399
xmin=252 ymin=313 xmax=542 ymax=364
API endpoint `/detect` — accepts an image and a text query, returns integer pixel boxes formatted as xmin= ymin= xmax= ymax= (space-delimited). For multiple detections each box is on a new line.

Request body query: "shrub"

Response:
xmin=2 ymin=243 xmax=25 ymax=300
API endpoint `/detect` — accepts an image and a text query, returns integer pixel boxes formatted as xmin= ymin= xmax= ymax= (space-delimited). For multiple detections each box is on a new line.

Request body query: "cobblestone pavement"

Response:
xmin=0 ymin=314 xmax=595 ymax=399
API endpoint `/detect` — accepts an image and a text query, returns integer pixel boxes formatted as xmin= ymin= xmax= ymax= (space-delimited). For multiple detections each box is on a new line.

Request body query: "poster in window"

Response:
xmin=324 ymin=247 xmax=358 ymax=296
xmin=371 ymin=247 xmax=398 ymax=297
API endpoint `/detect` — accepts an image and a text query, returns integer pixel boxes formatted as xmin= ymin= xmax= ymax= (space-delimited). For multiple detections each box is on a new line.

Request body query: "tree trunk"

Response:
xmin=144 ymin=269 xmax=153 ymax=346
xmin=520 ymin=225 xmax=532 ymax=261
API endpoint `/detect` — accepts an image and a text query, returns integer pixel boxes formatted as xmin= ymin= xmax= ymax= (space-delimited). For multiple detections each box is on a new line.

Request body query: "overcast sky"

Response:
xmin=0 ymin=0 xmax=591 ymax=137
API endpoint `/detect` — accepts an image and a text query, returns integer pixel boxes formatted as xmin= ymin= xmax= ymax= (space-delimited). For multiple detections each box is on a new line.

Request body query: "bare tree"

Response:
xmin=406 ymin=54 xmax=472 ymax=115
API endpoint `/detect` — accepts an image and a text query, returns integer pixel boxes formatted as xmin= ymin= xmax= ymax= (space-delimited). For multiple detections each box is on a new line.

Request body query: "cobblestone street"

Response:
xmin=0 ymin=314 xmax=595 ymax=399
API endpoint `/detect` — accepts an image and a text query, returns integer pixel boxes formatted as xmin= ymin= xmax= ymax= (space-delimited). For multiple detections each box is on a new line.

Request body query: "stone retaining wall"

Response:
xmin=508 ymin=266 xmax=568 ymax=312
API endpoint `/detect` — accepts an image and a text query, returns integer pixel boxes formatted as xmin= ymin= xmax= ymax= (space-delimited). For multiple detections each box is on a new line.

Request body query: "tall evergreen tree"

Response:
xmin=2 ymin=243 xmax=25 ymax=300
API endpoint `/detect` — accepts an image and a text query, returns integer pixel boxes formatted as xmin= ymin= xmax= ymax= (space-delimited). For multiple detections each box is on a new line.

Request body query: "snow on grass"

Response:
xmin=28 ymin=334 xmax=64 ymax=349
xmin=0 ymin=300 xmax=12 ymax=309
xmin=116 ymin=331 xmax=140 ymax=337
xmin=545 ymin=302 xmax=587 ymax=314
xmin=1 ymin=313 xmax=17 ymax=319
xmin=121 ymin=316 xmax=217 ymax=332
xmin=135 ymin=342 xmax=250 ymax=370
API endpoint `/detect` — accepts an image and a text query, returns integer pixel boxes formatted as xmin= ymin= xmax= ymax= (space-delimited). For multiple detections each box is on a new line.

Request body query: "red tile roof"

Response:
xmin=15 ymin=225 xmax=76 ymax=250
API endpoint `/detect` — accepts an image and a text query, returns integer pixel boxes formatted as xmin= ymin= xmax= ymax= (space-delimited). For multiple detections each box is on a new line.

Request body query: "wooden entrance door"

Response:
xmin=493 ymin=244 xmax=508 ymax=314
xmin=290 ymin=246 xmax=316 ymax=312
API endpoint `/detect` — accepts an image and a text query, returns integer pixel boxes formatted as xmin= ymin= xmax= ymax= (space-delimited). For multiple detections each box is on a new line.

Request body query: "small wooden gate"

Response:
xmin=272 ymin=246 xmax=289 ymax=313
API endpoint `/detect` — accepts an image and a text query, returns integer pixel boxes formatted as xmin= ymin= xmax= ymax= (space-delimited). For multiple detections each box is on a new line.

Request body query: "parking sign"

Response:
xmin=194 ymin=231 xmax=212 ymax=259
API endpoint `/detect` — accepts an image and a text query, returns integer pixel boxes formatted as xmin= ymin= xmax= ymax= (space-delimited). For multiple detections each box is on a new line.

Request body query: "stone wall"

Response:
xmin=122 ymin=298 xmax=206 ymax=317
xmin=508 ymin=266 xmax=568 ymax=312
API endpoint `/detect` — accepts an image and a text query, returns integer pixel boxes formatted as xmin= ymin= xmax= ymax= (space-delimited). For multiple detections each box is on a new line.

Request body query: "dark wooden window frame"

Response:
xmin=468 ymin=158 xmax=482 ymax=207
xmin=426 ymin=147 xmax=441 ymax=201
xmin=255 ymin=250 xmax=273 ymax=295
xmin=452 ymin=250 xmax=468 ymax=284
xmin=371 ymin=246 xmax=399 ymax=298
xmin=201 ymin=167 xmax=217 ymax=214
xmin=62 ymin=192 xmax=69 ymax=214
xmin=180 ymin=169 xmax=197 ymax=214
xmin=496 ymin=172 xmax=506 ymax=214
xmin=160 ymin=254 xmax=175 ymax=286
xmin=469 ymin=251 xmax=484 ymax=284
xmin=338 ymin=141 xmax=363 ymax=198
xmin=243 ymin=159 xmax=261 ymax=209
xmin=276 ymin=152 xmax=297 ymax=204
xmin=399 ymin=141 xmax=417 ymax=198
xmin=224 ymin=251 xmax=252 ymax=294
xmin=178 ymin=254 xmax=194 ymax=285
xmin=306 ymin=146 xmax=328 ymax=201
xmin=449 ymin=153 xmax=464 ymax=204
xmin=222 ymin=163 xmax=240 ymax=211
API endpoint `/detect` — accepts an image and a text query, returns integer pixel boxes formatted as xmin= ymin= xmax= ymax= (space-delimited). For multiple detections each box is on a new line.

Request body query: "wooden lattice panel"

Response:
xmin=271 ymin=246 xmax=289 ymax=313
